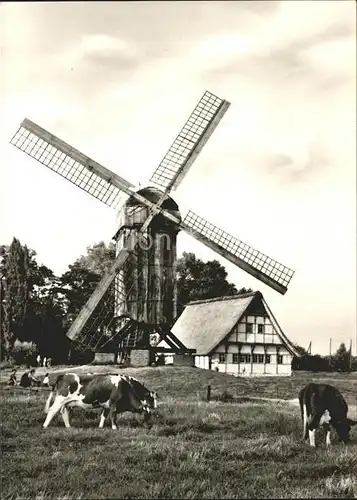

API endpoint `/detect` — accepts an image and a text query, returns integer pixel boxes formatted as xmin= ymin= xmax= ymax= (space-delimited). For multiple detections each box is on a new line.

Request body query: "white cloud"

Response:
xmin=55 ymin=33 xmax=141 ymax=69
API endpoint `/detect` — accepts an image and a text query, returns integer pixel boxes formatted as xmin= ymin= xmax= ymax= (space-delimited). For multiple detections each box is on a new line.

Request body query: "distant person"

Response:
xmin=43 ymin=357 xmax=47 ymax=368
xmin=29 ymin=369 xmax=41 ymax=387
xmin=36 ymin=354 xmax=41 ymax=367
xmin=47 ymin=357 xmax=52 ymax=368
xmin=20 ymin=370 xmax=32 ymax=388
xmin=21 ymin=369 xmax=40 ymax=387
xmin=42 ymin=373 xmax=50 ymax=387
xmin=213 ymin=358 xmax=219 ymax=372
xmin=8 ymin=369 xmax=17 ymax=386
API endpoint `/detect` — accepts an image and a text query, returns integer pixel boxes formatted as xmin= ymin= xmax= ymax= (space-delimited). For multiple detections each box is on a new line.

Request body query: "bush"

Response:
xmin=11 ymin=340 xmax=38 ymax=365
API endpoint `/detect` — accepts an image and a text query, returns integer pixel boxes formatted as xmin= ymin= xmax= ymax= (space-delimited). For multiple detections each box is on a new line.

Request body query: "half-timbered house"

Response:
xmin=167 ymin=291 xmax=297 ymax=376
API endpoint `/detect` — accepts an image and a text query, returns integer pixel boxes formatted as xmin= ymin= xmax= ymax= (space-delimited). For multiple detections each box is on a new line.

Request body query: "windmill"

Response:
xmin=10 ymin=91 xmax=295 ymax=365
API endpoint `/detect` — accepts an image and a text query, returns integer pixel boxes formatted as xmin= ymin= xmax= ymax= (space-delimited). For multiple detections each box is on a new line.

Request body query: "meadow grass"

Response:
xmin=1 ymin=367 xmax=357 ymax=499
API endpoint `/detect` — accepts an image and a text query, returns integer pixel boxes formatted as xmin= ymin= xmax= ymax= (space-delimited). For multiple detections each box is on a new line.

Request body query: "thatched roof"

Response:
xmin=172 ymin=291 xmax=297 ymax=356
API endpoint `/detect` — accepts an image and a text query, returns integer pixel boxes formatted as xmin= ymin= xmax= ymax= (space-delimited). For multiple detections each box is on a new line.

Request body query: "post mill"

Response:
xmin=10 ymin=91 xmax=295 ymax=365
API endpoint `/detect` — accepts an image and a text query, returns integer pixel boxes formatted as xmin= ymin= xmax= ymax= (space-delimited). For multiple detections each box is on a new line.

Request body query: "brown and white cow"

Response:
xmin=43 ymin=373 xmax=158 ymax=429
xmin=299 ymin=382 xmax=356 ymax=447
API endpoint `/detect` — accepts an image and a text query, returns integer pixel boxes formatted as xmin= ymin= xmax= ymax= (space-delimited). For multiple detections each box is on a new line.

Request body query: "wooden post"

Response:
xmin=263 ymin=345 xmax=267 ymax=375
xmin=238 ymin=344 xmax=241 ymax=376
xmin=207 ymin=385 xmax=211 ymax=402
xmin=0 ymin=275 xmax=3 ymax=344
xmin=250 ymin=345 xmax=254 ymax=375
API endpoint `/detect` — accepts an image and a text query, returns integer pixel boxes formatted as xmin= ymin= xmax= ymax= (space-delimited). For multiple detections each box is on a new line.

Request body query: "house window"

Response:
xmin=233 ymin=353 xmax=239 ymax=364
xmin=257 ymin=324 xmax=264 ymax=334
xmin=277 ymin=355 xmax=283 ymax=364
xmin=253 ymin=354 xmax=264 ymax=363
xmin=219 ymin=353 xmax=226 ymax=363
xmin=265 ymin=354 xmax=271 ymax=364
xmin=239 ymin=354 xmax=251 ymax=363
xmin=246 ymin=323 xmax=253 ymax=333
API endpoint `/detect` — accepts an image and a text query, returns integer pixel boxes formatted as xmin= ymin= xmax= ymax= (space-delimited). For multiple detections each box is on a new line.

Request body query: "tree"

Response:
xmin=292 ymin=342 xmax=308 ymax=357
xmin=76 ymin=241 xmax=116 ymax=276
xmin=60 ymin=263 xmax=101 ymax=319
xmin=0 ymin=239 xmax=68 ymax=361
xmin=2 ymin=238 xmax=31 ymax=357
xmin=176 ymin=252 xmax=247 ymax=317
xmin=58 ymin=242 xmax=116 ymax=356
xmin=59 ymin=241 xmax=116 ymax=323
xmin=333 ymin=342 xmax=350 ymax=372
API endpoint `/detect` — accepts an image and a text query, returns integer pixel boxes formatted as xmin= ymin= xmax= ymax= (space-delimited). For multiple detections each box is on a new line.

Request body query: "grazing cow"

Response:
xmin=299 ymin=382 xmax=357 ymax=447
xmin=43 ymin=373 xmax=158 ymax=429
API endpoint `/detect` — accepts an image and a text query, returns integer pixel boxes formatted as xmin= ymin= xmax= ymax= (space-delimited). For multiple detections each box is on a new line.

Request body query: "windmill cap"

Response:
xmin=126 ymin=186 xmax=180 ymax=213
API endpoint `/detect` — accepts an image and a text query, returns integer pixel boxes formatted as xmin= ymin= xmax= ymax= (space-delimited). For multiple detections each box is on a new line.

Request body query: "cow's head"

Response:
xmin=335 ymin=418 xmax=357 ymax=443
xmin=143 ymin=391 xmax=158 ymax=410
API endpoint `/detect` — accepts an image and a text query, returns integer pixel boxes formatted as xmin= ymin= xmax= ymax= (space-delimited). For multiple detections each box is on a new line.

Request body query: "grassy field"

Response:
xmin=1 ymin=367 xmax=357 ymax=499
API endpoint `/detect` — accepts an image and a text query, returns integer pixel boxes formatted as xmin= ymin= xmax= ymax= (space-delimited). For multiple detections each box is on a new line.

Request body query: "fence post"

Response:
xmin=207 ymin=384 xmax=211 ymax=402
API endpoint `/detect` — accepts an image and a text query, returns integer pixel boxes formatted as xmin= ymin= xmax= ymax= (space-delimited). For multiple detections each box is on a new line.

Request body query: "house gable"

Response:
xmin=211 ymin=293 xmax=293 ymax=354
xmin=244 ymin=293 xmax=269 ymax=317
xmin=213 ymin=293 xmax=296 ymax=355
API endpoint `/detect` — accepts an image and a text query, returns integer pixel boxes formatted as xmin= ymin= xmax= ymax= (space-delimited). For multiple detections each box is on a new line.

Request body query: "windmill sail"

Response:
xmin=181 ymin=211 xmax=294 ymax=295
xmin=150 ymin=91 xmax=230 ymax=191
xmin=10 ymin=119 xmax=135 ymax=208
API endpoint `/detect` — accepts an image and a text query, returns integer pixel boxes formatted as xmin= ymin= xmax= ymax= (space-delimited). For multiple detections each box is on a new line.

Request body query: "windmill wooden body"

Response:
xmin=10 ymin=91 xmax=295 ymax=364
xmin=115 ymin=187 xmax=181 ymax=326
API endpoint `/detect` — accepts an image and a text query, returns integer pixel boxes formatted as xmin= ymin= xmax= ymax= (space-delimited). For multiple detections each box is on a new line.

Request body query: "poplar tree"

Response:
xmin=2 ymin=238 xmax=30 ymax=357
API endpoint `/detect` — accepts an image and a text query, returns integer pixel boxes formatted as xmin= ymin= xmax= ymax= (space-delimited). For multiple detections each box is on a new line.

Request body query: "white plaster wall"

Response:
xmin=252 ymin=364 xmax=265 ymax=374
xmin=195 ymin=356 xmax=209 ymax=369
xmin=255 ymin=333 xmax=264 ymax=343
xmin=246 ymin=333 xmax=255 ymax=343
xmin=278 ymin=347 xmax=290 ymax=355
xmin=277 ymin=363 xmax=292 ymax=375
xmin=238 ymin=363 xmax=251 ymax=375
xmin=224 ymin=363 xmax=238 ymax=374
xmin=265 ymin=363 xmax=277 ymax=375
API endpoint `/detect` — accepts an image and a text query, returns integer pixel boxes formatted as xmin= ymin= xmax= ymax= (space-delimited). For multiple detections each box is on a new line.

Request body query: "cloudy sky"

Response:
xmin=1 ymin=1 xmax=356 ymax=355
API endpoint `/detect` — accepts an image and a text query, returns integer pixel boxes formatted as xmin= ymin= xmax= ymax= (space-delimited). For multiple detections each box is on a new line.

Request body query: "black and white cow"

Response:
xmin=299 ymin=382 xmax=356 ymax=447
xmin=43 ymin=373 xmax=158 ymax=429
